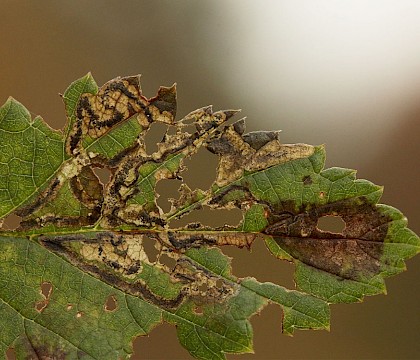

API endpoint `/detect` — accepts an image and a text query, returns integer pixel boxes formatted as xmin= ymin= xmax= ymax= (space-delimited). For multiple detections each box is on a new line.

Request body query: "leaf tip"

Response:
xmin=202 ymin=104 xmax=213 ymax=114
xmin=5 ymin=96 xmax=18 ymax=105
xmin=316 ymin=143 xmax=326 ymax=151
xmin=224 ymin=109 xmax=242 ymax=119
xmin=1 ymin=97 xmax=30 ymax=117
xmin=214 ymin=109 xmax=241 ymax=122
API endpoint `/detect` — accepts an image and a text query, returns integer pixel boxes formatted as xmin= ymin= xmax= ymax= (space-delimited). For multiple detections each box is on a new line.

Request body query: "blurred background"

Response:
xmin=1 ymin=1 xmax=419 ymax=358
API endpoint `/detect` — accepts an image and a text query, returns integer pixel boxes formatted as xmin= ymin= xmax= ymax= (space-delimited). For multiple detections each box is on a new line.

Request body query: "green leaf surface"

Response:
xmin=0 ymin=236 xmax=161 ymax=359
xmin=0 ymin=235 xmax=329 ymax=359
xmin=0 ymin=74 xmax=418 ymax=359
xmin=63 ymin=73 xmax=98 ymax=142
xmin=82 ymin=116 xmax=143 ymax=159
xmin=0 ymin=98 xmax=64 ymax=218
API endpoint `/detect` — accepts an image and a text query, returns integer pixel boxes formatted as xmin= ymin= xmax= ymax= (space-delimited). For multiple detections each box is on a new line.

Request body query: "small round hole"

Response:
xmin=41 ymin=282 xmax=53 ymax=299
xmin=2 ymin=213 xmax=22 ymax=230
xmin=104 ymin=295 xmax=117 ymax=312
xmin=93 ymin=167 xmax=112 ymax=186
xmin=194 ymin=306 xmax=203 ymax=314
xmin=159 ymin=253 xmax=176 ymax=270
xmin=317 ymin=216 xmax=346 ymax=233
xmin=145 ymin=122 xmax=168 ymax=154
xmin=142 ymin=236 xmax=159 ymax=263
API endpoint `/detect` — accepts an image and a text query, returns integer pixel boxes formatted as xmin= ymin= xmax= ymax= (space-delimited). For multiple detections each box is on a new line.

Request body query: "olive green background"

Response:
xmin=1 ymin=1 xmax=419 ymax=359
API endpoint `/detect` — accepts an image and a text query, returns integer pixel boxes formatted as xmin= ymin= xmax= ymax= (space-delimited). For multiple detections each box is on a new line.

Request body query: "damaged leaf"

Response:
xmin=0 ymin=74 xmax=418 ymax=360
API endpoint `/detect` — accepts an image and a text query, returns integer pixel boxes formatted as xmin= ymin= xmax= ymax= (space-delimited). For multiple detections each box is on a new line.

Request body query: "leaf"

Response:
xmin=0 ymin=235 xmax=161 ymax=359
xmin=0 ymin=98 xmax=65 ymax=218
xmin=0 ymin=74 xmax=418 ymax=359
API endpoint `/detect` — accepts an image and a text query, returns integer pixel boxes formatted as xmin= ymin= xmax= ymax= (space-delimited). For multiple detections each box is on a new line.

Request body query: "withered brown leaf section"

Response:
xmin=18 ymin=336 xmax=69 ymax=360
xmin=66 ymin=75 xmax=172 ymax=156
xmin=263 ymin=198 xmax=389 ymax=281
xmin=102 ymin=106 xmax=237 ymax=228
xmin=161 ymin=230 xmax=257 ymax=250
xmin=70 ymin=166 xmax=103 ymax=211
xmin=207 ymin=120 xmax=314 ymax=187
xmin=196 ymin=119 xmax=400 ymax=283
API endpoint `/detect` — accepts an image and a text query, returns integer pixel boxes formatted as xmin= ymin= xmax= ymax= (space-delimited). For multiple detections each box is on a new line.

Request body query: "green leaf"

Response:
xmin=0 ymin=98 xmax=65 ymax=218
xmin=0 ymin=74 xmax=418 ymax=359
xmin=0 ymin=235 xmax=328 ymax=359
xmin=0 ymin=235 xmax=161 ymax=359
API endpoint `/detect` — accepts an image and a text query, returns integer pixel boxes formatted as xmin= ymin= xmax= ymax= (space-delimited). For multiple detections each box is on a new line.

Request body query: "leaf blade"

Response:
xmin=0 ymin=98 xmax=65 ymax=218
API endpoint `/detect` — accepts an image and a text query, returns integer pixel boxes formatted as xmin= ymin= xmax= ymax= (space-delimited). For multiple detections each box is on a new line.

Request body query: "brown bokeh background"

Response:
xmin=1 ymin=2 xmax=419 ymax=359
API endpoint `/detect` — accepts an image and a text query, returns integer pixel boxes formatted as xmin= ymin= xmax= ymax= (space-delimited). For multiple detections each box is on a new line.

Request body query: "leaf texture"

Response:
xmin=0 ymin=74 xmax=418 ymax=359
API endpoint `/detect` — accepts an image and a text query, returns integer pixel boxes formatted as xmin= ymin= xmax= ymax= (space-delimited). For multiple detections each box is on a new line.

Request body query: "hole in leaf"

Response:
xmin=198 ymin=283 xmax=208 ymax=292
xmin=6 ymin=347 xmax=16 ymax=360
xmin=182 ymin=147 xmax=218 ymax=190
xmin=93 ymin=167 xmax=112 ymax=186
xmin=159 ymin=253 xmax=176 ymax=270
xmin=317 ymin=215 xmax=346 ymax=233
xmin=142 ymin=236 xmax=159 ymax=263
xmin=66 ymin=304 xmax=73 ymax=311
xmin=248 ymin=302 xmax=285 ymax=357
xmin=35 ymin=281 xmax=53 ymax=313
xmin=145 ymin=122 xmax=168 ymax=154
xmin=182 ymin=123 xmax=200 ymax=138
xmin=35 ymin=302 xmax=47 ymax=312
xmin=194 ymin=306 xmax=203 ymax=315
xmin=76 ymin=312 xmax=83 ymax=318
xmin=156 ymin=179 xmax=182 ymax=213
xmin=41 ymin=282 xmax=52 ymax=299
xmin=2 ymin=213 xmax=22 ymax=230
xmin=215 ymin=279 xmax=224 ymax=288
xmin=166 ymin=125 xmax=177 ymax=135
xmin=104 ymin=295 xmax=117 ymax=312
xmin=133 ymin=323 xmax=191 ymax=359
xmin=222 ymin=238 xmax=295 ymax=288
xmin=170 ymin=206 xmax=243 ymax=228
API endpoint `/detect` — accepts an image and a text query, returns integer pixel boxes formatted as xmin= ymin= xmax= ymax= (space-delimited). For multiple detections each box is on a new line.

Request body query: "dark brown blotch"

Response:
xmin=206 ymin=136 xmax=235 ymax=155
xmin=70 ymin=166 xmax=104 ymax=209
xmin=242 ymin=130 xmax=280 ymax=150
xmin=264 ymin=198 xmax=390 ymax=280
xmin=233 ymin=118 xmax=246 ymax=135
xmin=20 ymin=335 xmax=68 ymax=360
xmin=149 ymin=84 xmax=177 ymax=119
xmin=303 ymin=175 xmax=312 ymax=185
